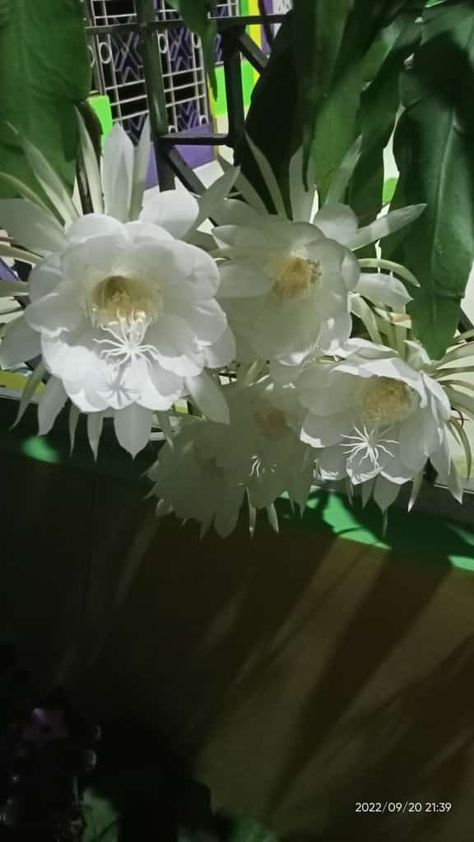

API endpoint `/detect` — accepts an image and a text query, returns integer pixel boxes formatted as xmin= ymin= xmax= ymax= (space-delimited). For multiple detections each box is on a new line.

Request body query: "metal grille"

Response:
xmin=86 ymin=0 xmax=240 ymax=142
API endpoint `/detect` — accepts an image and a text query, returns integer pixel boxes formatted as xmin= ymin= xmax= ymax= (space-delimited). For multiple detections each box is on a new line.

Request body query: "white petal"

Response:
xmin=192 ymin=166 xmax=240 ymax=231
xmin=28 ymin=256 xmax=62 ymax=302
xmin=217 ymin=261 xmax=272 ymax=298
xmin=355 ymin=272 xmax=411 ymax=310
xmin=38 ymin=377 xmax=67 ymax=435
xmin=373 ymin=475 xmax=402 ymax=511
xmin=422 ymin=373 xmax=451 ymax=420
xmin=66 ymin=214 xmax=125 ymax=242
xmin=399 ymin=408 xmax=439 ymax=470
xmin=168 ymin=297 xmax=228 ymax=343
xmin=156 ymin=240 xmax=220 ymax=300
xmin=25 ymin=290 xmax=82 ymax=336
xmin=186 ymin=372 xmax=230 ymax=423
xmin=130 ymin=116 xmax=151 ymax=220
xmin=102 ymin=124 xmax=134 ymax=222
xmin=348 ymin=204 xmax=426 ymax=251
xmin=41 ymin=328 xmax=101 ymax=383
xmin=298 ymin=369 xmax=355 ymax=415
xmin=203 ymin=326 xmax=236 ymax=368
xmin=211 ymin=198 xmax=262 ymax=227
xmin=127 ymin=361 xmax=183 ymax=410
xmin=0 ymin=278 xmax=28 ymax=297
xmin=289 ymin=145 xmax=316 ymax=222
xmin=0 ymin=316 xmax=41 ymax=365
xmin=301 ymin=410 xmax=353 ymax=447
xmin=124 ymin=220 xmax=174 ymax=243
xmin=114 ymin=403 xmax=153 ymax=457
xmin=146 ymin=317 xmax=203 ymax=376
xmin=140 ymin=188 xmax=198 ymax=238
xmin=214 ymin=486 xmax=245 ymax=537
xmin=313 ymin=204 xmax=358 ymax=245
xmin=0 ymin=199 xmax=66 ymax=255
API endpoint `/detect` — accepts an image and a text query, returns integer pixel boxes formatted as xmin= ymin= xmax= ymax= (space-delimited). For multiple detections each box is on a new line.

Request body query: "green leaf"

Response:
xmin=166 ymin=0 xmax=217 ymax=97
xmin=0 ymin=0 xmax=90 ymax=200
xmin=82 ymin=789 xmax=119 ymax=842
xmin=236 ymin=14 xmax=297 ymax=215
xmin=348 ymin=12 xmax=421 ymax=226
xmin=294 ymin=0 xmax=359 ymax=189
xmin=228 ymin=815 xmax=279 ymax=842
xmin=384 ymin=1 xmax=474 ymax=358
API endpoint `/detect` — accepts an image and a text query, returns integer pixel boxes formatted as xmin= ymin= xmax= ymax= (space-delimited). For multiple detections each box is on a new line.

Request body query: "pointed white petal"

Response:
xmin=313 ymin=203 xmax=358 ymax=245
xmin=140 ymin=188 xmax=199 ymax=238
xmin=114 ymin=403 xmax=153 ymax=457
xmin=203 ymin=326 xmax=236 ymax=368
xmin=130 ymin=116 xmax=151 ymax=220
xmin=245 ymin=134 xmax=286 ymax=217
xmin=0 ymin=316 xmax=40 ymax=365
xmin=102 ymin=124 xmax=134 ymax=222
xmin=76 ymin=108 xmax=105 ymax=214
xmin=0 ymin=171 xmax=50 ymax=212
xmin=218 ymin=153 xmax=267 ymax=215
xmin=185 ymin=371 xmax=229 ymax=423
xmin=22 ymin=137 xmax=78 ymax=226
xmin=38 ymin=377 xmax=67 ymax=435
xmin=289 ymin=145 xmax=316 ymax=222
xmin=69 ymin=404 xmax=80 ymax=454
xmin=12 ymin=362 xmax=46 ymax=427
xmin=191 ymin=166 xmax=240 ymax=232
xmin=373 ymin=475 xmax=402 ymax=511
xmin=87 ymin=411 xmax=105 ymax=459
xmin=348 ymin=204 xmax=426 ymax=251
xmin=0 ymin=279 xmax=28 ymax=297
xmin=356 ymin=272 xmax=411 ymax=310
xmin=66 ymin=214 xmax=124 ymax=242
xmin=0 ymin=199 xmax=66 ymax=254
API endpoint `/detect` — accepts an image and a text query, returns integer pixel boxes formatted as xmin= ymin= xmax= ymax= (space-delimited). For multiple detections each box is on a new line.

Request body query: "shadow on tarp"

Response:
xmin=277 ymin=490 xmax=474 ymax=572
xmin=2 ymin=398 xmax=474 ymax=842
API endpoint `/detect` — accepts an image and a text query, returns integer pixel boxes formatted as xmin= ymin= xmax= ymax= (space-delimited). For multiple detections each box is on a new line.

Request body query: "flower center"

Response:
xmin=359 ymin=376 xmax=416 ymax=428
xmin=254 ymin=406 xmax=288 ymax=440
xmin=272 ymin=256 xmax=320 ymax=300
xmin=90 ymin=275 xmax=161 ymax=330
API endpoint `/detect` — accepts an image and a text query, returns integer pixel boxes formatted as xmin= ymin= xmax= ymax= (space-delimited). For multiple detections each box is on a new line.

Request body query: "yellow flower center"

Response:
xmin=254 ymin=406 xmax=288 ymax=440
xmin=359 ymin=376 xmax=416 ymax=428
xmin=272 ymin=256 xmax=320 ymax=300
xmin=89 ymin=275 xmax=160 ymax=328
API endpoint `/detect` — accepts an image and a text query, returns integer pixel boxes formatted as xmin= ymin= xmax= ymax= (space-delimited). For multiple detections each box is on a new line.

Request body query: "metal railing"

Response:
xmin=86 ymin=4 xmax=286 ymax=193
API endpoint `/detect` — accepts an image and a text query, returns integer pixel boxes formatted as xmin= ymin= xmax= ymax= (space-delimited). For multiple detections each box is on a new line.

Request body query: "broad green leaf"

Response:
xmin=82 ymin=789 xmax=119 ymax=842
xmin=236 ymin=14 xmax=297 ymax=215
xmin=297 ymin=0 xmax=421 ymax=195
xmin=384 ymin=1 xmax=474 ymax=358
xmin=348 ymin=13 xmax=421 ymax=226
xmin=166 ymin=0 xmax=217 ymax=96
xmin=229 ymin=815 xmax=279 ymax=842
xmin=293 ymin=0 xmax=356 ymax=188
xmin=0 ymin=0 xmax=90 ymax=199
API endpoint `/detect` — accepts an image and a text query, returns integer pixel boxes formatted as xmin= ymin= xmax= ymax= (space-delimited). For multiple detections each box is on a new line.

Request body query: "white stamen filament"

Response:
xmin=341 ymin=425 xmax=397 ymax=471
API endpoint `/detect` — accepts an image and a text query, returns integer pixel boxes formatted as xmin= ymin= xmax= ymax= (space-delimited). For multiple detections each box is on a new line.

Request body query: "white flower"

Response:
xmin=213 ymin=141 xmax=424 ymax=364
xmin=0 ymin=122 xmax=236 ymax=454
xmin=296 ymin=339 xmax=461 ymax=510
xmin=149 ymin=377 xmax=315 ymax=536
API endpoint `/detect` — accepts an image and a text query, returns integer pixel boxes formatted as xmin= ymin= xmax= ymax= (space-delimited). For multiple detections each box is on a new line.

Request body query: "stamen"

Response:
xmin=272 ymin=256 xmax=321 ymax=300
xmin=359 ymin=376 xmax=416 ymax=428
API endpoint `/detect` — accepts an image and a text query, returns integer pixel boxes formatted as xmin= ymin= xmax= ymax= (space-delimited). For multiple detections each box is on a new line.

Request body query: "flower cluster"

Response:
xmin=0 ymin=124 xmax=473 ymax=535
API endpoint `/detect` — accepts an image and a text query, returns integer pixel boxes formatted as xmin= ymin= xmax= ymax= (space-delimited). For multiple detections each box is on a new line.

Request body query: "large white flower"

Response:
xmin=149 ymin=377 xmax=315 ymax=536
xmin=213 ymin=142 xmax=423 ymax=363
xmin=0 ymin=122 xmax=236 ymax=454
xmin=296 ymin=339 xmax=462 ymax=510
